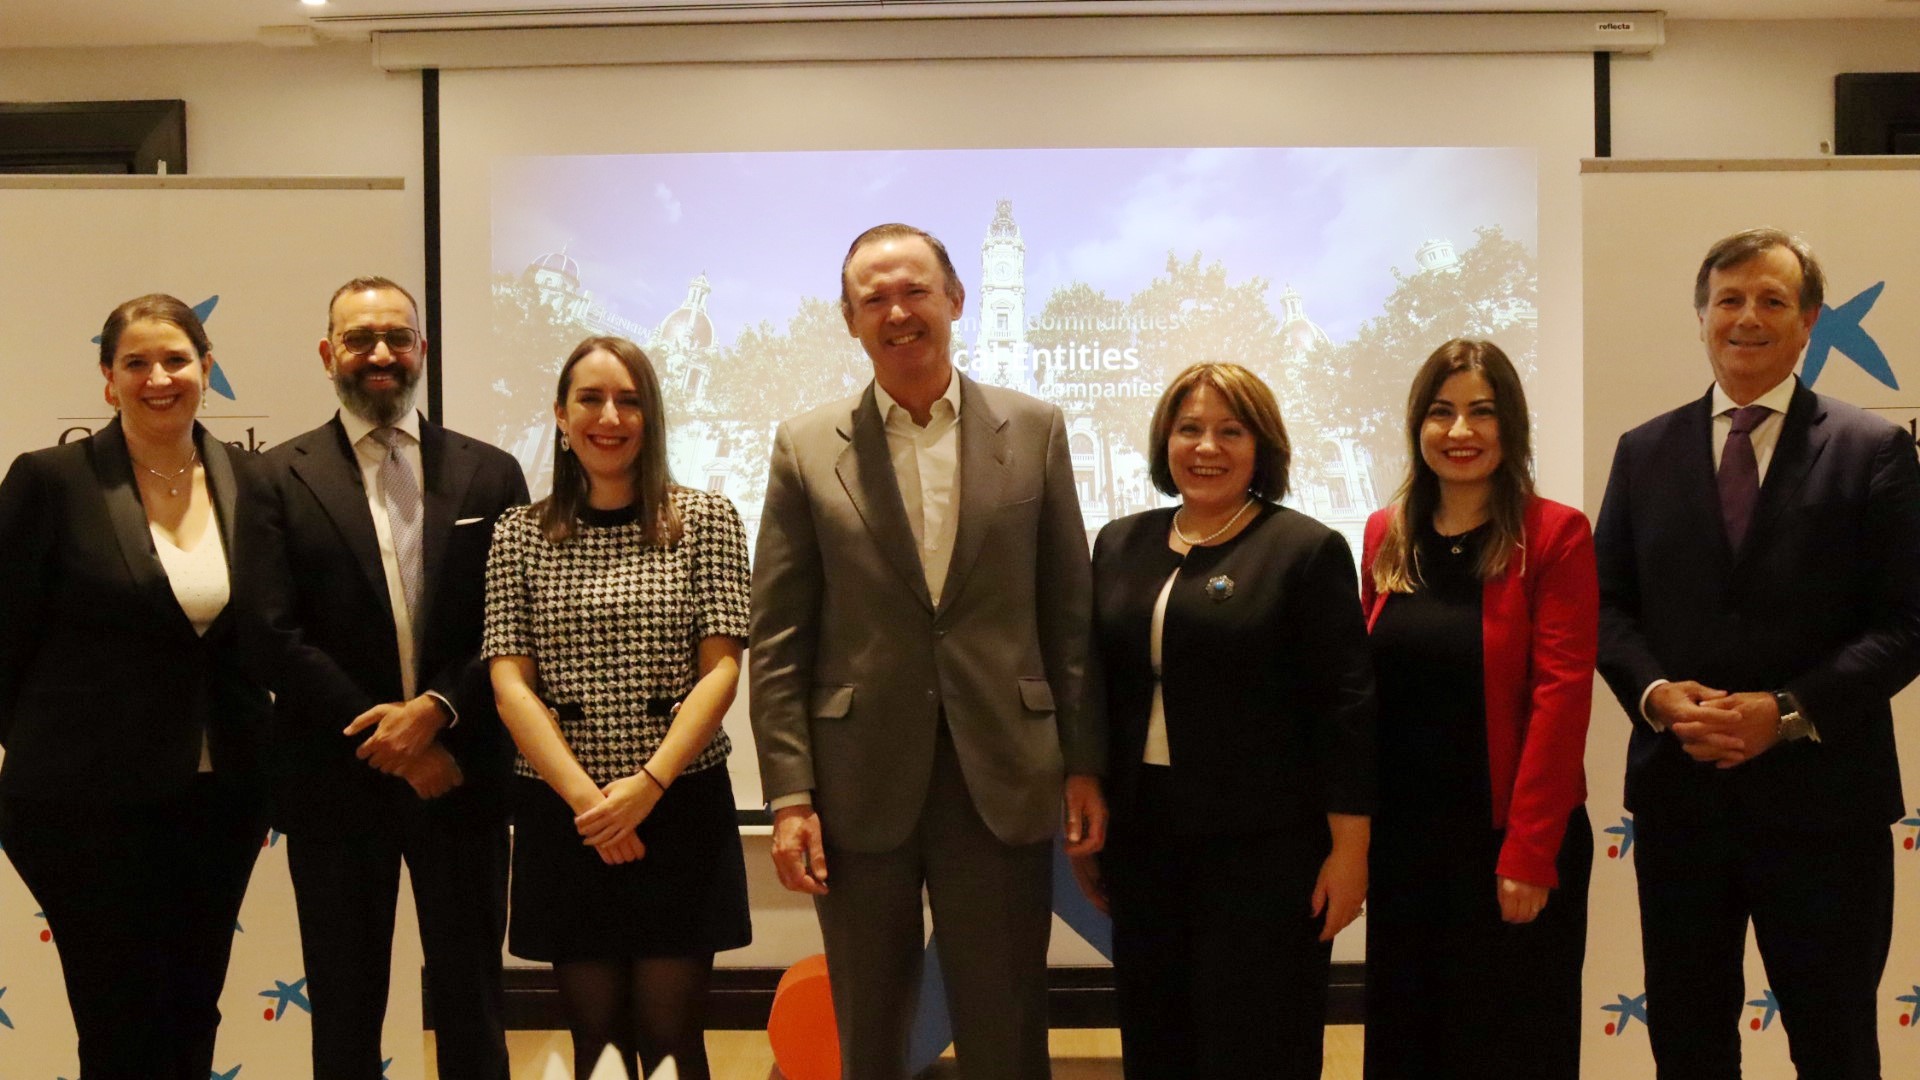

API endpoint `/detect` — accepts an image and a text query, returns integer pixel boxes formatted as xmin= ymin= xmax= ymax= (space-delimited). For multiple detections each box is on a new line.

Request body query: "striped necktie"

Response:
xmin=371 ymin=426 xmax=424 ymax=623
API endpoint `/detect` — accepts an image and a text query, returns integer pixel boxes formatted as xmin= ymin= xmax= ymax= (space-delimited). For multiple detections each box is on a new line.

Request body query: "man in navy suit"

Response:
xmin=244 ymin=277 xmax=526 ymax=1079
xmin=1596 ymin=228 xmax=1920 ymax=1078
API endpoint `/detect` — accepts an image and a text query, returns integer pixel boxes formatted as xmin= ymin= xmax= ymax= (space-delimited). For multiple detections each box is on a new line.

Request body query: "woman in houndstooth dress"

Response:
xmin=484 ymin=335 xmax=751 ymax=1080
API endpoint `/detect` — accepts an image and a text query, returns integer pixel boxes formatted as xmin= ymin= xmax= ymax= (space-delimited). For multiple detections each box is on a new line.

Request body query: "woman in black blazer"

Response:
xmin=0 ymin=295 xmax=270 ymax=1080
xmin=1074 ymin=362 xmax=1376 ymax=1079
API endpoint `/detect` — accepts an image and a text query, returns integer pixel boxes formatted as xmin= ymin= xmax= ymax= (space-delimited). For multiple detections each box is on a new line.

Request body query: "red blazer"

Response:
xmin=1360 ymin=496 xmax=1598 ymax=888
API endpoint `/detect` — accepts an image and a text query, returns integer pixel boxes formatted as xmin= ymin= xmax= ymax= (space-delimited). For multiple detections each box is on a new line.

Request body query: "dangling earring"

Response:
xmin=559 ymin=429 xmax=571 ymax=452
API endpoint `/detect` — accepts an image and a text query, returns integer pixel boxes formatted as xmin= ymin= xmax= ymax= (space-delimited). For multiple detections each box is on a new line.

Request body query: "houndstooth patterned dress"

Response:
xmin=481 ymin=487 xmax=750 ymax=784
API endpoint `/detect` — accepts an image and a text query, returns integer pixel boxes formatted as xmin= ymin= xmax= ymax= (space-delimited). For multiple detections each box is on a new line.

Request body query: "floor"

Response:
xmin=426 ymin=1026 xmax=1367 ymax=1078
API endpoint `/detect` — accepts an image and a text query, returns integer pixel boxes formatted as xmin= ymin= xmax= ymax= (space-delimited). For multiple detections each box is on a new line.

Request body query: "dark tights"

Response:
xmin=555 ymin=955 xmax=715 ymax=1080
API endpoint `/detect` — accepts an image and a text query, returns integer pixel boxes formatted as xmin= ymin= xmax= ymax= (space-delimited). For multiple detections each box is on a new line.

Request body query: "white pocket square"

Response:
xmin=454 ymin=516 xmax=485 ymax=526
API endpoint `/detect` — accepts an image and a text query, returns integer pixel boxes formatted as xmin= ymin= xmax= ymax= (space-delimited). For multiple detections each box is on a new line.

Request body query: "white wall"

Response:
xmin=4 ymin=16 xmax=1912 ymax=280
xmin=0 ymin=18 xmax=1912 ymax=190
xmin=1612 ymin=18 xmax=1920 ymax=159
xmin=0 ymin=41 xmax=423 ymax=258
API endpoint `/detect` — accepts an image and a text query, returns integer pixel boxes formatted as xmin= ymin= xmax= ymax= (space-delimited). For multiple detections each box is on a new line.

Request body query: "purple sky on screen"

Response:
xmin=490 ymin=146 xmax=1536 ymax=344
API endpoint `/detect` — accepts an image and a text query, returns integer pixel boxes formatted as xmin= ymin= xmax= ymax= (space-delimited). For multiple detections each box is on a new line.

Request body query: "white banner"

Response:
xmin=0 ymin=178 xmax=429 ymax=1080
xmin=1581 ymin=159 xmax=1920 ymax=1078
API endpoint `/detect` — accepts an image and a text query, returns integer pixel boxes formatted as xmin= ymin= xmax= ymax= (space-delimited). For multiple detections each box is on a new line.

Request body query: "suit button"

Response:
xmin=926 ymin=690 xmax=937 ymax=700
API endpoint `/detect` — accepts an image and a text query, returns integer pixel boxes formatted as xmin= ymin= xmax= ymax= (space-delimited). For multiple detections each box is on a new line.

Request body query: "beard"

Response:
xmin=332 ymin=364 xmax=420 ymax=427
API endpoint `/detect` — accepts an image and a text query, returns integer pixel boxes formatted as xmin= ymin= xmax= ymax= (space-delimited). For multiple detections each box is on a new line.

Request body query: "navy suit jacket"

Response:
xmin=239 ymin=414 xmax=528 ymax=837
xmin=1595 ymin=379 xmax=1920 ymax=829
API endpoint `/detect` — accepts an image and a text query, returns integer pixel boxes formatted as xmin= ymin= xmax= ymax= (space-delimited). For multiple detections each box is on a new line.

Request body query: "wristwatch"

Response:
xmin=1773 ymin=690 xmax=1819 ymax=743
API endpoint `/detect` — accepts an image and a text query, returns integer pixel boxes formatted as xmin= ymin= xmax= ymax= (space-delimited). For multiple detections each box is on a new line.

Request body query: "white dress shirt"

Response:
xmin=873 ymin=375 xmax=963 ymax=607
xmin=339 ymin=408 xmax=424 ymax=700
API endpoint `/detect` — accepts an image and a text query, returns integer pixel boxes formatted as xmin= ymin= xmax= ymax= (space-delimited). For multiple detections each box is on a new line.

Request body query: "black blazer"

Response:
xmin=238 ymin=415 xmax=529 ymax=837
xmin=0 ymin=420 xmax=269 ymax=802
xmin=1596 ymin=380 xmax=1920 ymax=830
xmin=1090 ymin=503 xmax=1376 ymax=836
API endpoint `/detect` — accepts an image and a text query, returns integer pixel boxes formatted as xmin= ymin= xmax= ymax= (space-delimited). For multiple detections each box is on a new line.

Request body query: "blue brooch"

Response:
xmin=1205 ymin=574 xmax=1234 ymax=601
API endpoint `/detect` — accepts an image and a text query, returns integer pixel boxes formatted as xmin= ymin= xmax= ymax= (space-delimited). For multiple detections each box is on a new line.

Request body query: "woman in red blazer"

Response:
xmin=1359 ymin=339 xmax=1597 ymax=1079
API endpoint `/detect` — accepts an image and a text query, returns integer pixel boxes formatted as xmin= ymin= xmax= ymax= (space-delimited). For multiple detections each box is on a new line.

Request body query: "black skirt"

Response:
xmin=508 ymin=765 xmax=752 ymax=962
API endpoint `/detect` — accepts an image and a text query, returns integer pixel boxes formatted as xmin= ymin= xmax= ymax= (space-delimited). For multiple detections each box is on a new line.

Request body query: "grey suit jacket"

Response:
xmin=750 ymin=373 xmax=1100 ymax=853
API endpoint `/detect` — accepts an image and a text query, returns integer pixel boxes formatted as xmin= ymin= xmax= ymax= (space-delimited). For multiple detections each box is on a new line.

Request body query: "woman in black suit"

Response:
xmin=1074 ymin=362 xmax=1376 ymax=1079
xmin=0 ymin=294 xmax=270 ymax=1080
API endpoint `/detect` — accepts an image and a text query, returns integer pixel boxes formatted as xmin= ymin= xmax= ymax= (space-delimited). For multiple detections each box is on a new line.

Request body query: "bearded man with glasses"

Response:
xmin=239 ymin=276 xmax=528 ymax=1079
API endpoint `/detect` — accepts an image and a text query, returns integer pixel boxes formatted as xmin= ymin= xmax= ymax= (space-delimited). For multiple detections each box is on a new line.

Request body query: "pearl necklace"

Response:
xmin=1173 ymin=496 xmax=1255 ymax=547
xmin=135 ymin=447 xmax=199 ymax=497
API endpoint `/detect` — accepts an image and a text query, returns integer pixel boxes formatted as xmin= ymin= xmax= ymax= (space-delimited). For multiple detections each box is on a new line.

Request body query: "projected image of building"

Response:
xmin=484 ymin=148 xmax=1541 ymax=561
xmin=960 ymin=198 xmax=1391 ymax=553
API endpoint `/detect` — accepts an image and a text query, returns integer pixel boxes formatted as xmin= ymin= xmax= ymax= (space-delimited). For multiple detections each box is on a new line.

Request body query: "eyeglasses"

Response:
xmin=337 ymin=327 xmax=420 ymax=355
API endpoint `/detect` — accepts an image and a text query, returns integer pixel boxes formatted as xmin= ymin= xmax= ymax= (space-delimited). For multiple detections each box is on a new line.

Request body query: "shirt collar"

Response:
xmin=1712 ymin=374 xmax=1797 ymax=419
xmin=339 ymin=406 xmax=422 ymax=449
xmin=873 ymin=372 xmax=962 ymax=427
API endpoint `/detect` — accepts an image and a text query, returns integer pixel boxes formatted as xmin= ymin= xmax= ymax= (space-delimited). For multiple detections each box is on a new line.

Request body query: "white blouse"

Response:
xmin=151 ymin=520 xmax=230 ymax=772
xmin=1144 ymin=567 xmax=1179 ymax=766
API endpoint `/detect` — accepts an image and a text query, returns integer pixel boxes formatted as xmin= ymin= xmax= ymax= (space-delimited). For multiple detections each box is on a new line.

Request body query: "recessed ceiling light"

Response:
xmin=301 ymin=0 xmax=327 ymax=7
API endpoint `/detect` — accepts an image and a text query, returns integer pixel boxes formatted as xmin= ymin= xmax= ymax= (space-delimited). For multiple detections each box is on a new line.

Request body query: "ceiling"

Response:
xmin=1 ymin=0 xmax=1911 ymax=50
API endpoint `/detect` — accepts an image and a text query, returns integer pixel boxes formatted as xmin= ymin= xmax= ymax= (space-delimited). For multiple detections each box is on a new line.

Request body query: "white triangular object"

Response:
xmin=587 ymin=1043 xmax=630 ymax=1080
xmin=646 ymin=1056 xmax=679 ymax=1080
xmin=538 ymin=1049 xmax=571 ymax=1080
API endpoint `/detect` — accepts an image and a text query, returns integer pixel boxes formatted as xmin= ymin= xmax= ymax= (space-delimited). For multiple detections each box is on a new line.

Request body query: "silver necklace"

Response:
xmin=135 ymin=447 xmax=199 ymax=497
xmin=1174 ymin=496 xmax=1255 ymax=547
xmin=1435 ymin=516 xmax=1488 ymax=556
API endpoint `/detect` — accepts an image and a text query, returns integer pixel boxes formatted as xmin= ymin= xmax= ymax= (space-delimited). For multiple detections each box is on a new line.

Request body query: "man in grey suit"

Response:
xmin=751 ymin=223 xmax=1107 ymax=1079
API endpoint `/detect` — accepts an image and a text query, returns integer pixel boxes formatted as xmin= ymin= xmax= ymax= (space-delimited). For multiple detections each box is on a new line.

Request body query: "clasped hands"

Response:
xmin=1648 ymin=680 xmax=1782 ymax=768
xmin=569 ymin=772 xmax=663 ymax=866
xmin=344 ymin=694 xmax=463 ymax=799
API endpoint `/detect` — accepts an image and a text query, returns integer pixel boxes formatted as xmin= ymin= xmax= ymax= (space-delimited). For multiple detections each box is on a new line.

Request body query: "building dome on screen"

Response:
xmin=1415 ymin=237 xmax=1460 ymax=273
xmin=528 ymin=247 xmax=582 ymax=288
xmin=657 ymin=272 xmax=716 ymax=350
xmin=1277 ymin=283 xmax=1332 ymax=360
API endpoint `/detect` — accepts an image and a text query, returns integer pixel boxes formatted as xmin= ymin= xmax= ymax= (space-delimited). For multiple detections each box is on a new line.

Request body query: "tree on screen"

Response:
xmin=1024 ymin=282 xmax=1142 ymax=520
xmin=487 ymin=273 xmax=583 ymax=451
xmin=692 ymin=295 xmax=870 ymax=500
xmin=1309 ymin=226 xmax=1540 ymax=492
xmin=1125 ymin=252 xmax=1341 ymax=496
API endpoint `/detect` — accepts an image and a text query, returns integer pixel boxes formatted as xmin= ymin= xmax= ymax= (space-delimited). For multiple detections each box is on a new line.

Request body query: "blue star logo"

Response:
xmin=1604 ymin=816 xmax=1635 ymax=858
xmin=1898 ymin=985 xmax=1920 ymax=1027
xmin=0 ymin=986 xmax=12 ymax=1029
xmin=90 ymin=295 xmax=236 ymax=399
xmin=1747 ymin=988 xmax=1780 ymax=1030
xmin=1603 ymin=992 xmax=1649 ymax=1035
xmin=381 ymin=1058 xmax=392 ymax=1075
xmin=258 ymin=977 xmax=311 ymax=1020
xmin=1803 ymin=283 xmax=1896 ymax=390
xmin=211 ymin=1066 xmax=242 ymax=1080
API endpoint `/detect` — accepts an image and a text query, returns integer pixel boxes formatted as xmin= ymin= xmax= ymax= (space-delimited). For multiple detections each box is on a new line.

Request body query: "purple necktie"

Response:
xmin=1718 ymin=404 xmax=1770 ymax=549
